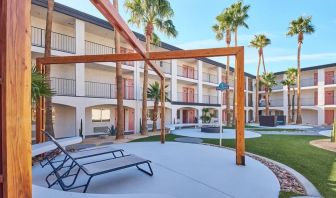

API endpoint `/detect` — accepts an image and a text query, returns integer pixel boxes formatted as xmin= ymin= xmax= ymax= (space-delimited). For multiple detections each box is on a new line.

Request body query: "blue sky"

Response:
xmin=56 ymin=0 xmax=336 ymax=75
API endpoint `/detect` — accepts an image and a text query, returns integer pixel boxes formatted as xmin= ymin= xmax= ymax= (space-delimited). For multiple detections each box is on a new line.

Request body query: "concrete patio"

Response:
xmin=172 ymin=128 xmax=261 ymax=139
xmin=33 ymin=142 xmax=279 ymax=198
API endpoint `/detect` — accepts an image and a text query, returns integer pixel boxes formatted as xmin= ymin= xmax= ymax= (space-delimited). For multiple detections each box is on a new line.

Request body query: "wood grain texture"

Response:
xmin=235 ymin=49 xmax=246 ymax=165
xmin=36 ymin=47 xmax=242 ymax=64
xmin=0 ymin=0 xmax=33 ymax=197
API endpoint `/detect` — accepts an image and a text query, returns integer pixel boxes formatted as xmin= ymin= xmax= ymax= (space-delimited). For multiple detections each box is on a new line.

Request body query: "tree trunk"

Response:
xmin=287 ymin=86 xmax=291 ymax=123
xmin=114 ymin=0 xmax=124 ymax=140
xmin=261 ymin=48 xmax=267 ymax=73
xmin=225 ymin=29 xmax=231 ymax=127
xmin=44 ymin=0 xmax=55 ymax=137
xmin=292 ymin=87 xmax=295 ymax=122
xmin=232 ymin=28 xmax=238 ymax=126
xmin=254 ymin=53 xmax=262 ymax=123
xmin=141 ymin=24 xmax=152 ymax=135
xmin=296 ymin=41 xmax=302 ymax=124
xmin=152 ymin=99 xmax=159 ymax=132
xmin=265 ymin=89 xmax=270 ymax=116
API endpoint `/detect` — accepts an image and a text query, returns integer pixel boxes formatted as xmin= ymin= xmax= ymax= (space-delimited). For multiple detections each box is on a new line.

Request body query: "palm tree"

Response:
xmin=286 ymin=68 xmax=298 ymax=122
xmin=229 ymin=0 xmax=250 ymax=125
xmin=32 ymin=67 xmax=54 ymax=104
xmin=249 ymin=34 xmax=271 ymax=123
xmin=260 ymin=72 xmax=277 ymax=116
xmin=44 ymin=0 xmax=55 ymax=137
xmin=113 ymin=0 xmax=125 ymax=140
xmin=147 ymin=82 xmax=170 ymax=132
xmin=287 ymin=16 xmax=315 ymax=124
xmin=125 ymin=0 xmax=177 ymax=135
xmin=212 ymin=8 xmax=234 ymax=127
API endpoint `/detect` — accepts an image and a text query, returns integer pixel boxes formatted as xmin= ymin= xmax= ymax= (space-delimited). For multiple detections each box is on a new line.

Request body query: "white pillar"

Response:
xmin=134 ymin=62 xmax=141 ymax=133
xmin=197 ymin=60 xmax=203 ymax=103
xmin=282 ymin=75 xmax=289 ymax=121
xmin=217 ymin=67 xmax=222 ymax=104
xmin=76 ymin=106 xmax=86 ymax=138
xmin=171 ymin=59 xmax=177 ymax=101
xmin=318 ymin=107 xmax=325 ymax=125
xmin=197 ymin=107 xmax=202 ymax=124
xmin=171 ymin=106 xmax=177 ymax=124
xmin=75 ymin=19 xmax=85 ymax=96
xmin=318 ymin=69 xmax=325 ymax=106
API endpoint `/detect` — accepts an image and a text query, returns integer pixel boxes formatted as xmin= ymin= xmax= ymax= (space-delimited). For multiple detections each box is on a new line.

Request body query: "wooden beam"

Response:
xmin=235 ymin=48 xmax=245 ymax=165
xmin=0 ymin=0 xmax=32 ymax=197
xmin=160 ymin=78 xmax=166 ymax=144
xmin=36 ymin=47 xmax=242 ymax=64
xmin=89 ymin=0 xmax=163 ymax=79
xmin=35 ymin=60 xmax=46 ymax=143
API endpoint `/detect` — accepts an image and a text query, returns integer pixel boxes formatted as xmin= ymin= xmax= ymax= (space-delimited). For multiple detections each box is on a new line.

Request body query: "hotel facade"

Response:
xmin=31 ymin=0 xmax=335 ymax=139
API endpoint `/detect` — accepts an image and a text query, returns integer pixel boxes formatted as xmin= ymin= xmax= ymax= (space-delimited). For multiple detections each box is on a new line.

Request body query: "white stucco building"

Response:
xmin=31 ymin=0 xmax=335 ymax=139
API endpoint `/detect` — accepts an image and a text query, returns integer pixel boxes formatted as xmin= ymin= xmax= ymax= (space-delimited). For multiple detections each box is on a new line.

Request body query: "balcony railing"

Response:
xmin=203 ymin=73 xmax=218 ymax=84
xmin=177 ymin=66 xmax=198 ymax=80
xmin=85 ymin=40 xmax=115 ymax=55
xmin=139 ymin=61 xmax=172 ymax=74
xmin=272 ymin=84 xmax=283 ymax=90
xmin=203 ymin=95 xmax=218 ymax=104
xmin=85 ymin=81 xmax=134 ymax=99
xmin=31 ymin=26 xmax=76 ymax=54
xmin=301 ymin=78 xmax=316 ymax=87
xmin=50 ymin=77 xmax=76 ymax=96
xmin=139 ymin=86 xmax=171 ymax=101
xmin=177 ymin=92 xmax=198 ymax=103
xmin=301 ymin=98 xmax=316 ymax=106
xmin=259 ymin=99 xmax=283 ymax=107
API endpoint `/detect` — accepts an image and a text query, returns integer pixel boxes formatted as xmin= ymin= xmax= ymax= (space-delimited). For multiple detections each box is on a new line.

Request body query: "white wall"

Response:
xmin=54 ymin=104 xmax=76 ymax=138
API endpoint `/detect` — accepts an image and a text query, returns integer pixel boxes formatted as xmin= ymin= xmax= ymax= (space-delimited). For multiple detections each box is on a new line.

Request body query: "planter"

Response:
xmin=260 ymin=116 xmax=277 ymax=127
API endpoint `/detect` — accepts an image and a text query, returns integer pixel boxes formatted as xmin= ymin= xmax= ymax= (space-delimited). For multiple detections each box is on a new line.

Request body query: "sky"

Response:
xmin=55 ymin=0 xmax=336 ymax=75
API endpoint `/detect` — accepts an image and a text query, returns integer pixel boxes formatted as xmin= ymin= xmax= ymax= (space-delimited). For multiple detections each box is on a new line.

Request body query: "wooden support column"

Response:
xmin=235 ymin=49 xmax=246 ymax=165
xmin=0 ymin=0 xmax=32 ymax=197
xmin=160 ymin=78 xmax=166 ymax=144
xmin=36 ymin=61 xmax=46 ymax=143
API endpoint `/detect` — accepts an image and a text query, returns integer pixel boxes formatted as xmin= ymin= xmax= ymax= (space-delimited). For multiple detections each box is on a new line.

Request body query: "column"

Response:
xmin=197 ymin=60 xmax=203 ymax=103
xmin=76 ymin=106 xmax=86 ymax=138
xmin=318 ymin=108 xmax=325 ymax=125
xmin=171 ymin=59 xmax=177 ymax=101
xmin=245 ymin=77 xmax=249 ymax=107
xmin=218 ymin=67 xmax=222 ymax=104
xmin=171 ymin=106 xmax=177 ymax=124
xmin=318 ymin=69 xmax=325 ymax=106
xmin=75 ymin=19 xmax=85 ymax=96
xmin=283 ymin=75 xmax=289 ymax=121
xmin=197 ymin=107 xmax=203 ymax=124
xmin=134 ymin=62 xmax=141 ymax=133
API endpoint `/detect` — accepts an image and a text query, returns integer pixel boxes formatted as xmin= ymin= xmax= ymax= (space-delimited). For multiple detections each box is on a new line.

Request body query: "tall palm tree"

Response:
xmin=212 ymin=8 xmax=234 ymax=127
xmin=287 ymin=16 xmax=315 ymax=124
xmin=249 ymin=34 xmax=271 ymax=123
xmin=229 ymin=0 xmax=250 ymax=125
xmin=286 ymin=68 xmax=298 ymax=122
xmin=125 ymin=0 xmax=177 ymax=135
xmin=114 ymin=0 xmax=124 ymax=140
xmin=44 ymin=0 xmax=55 ymax=137
xmin=147 ymin=82 xmax=170 ymax=132
xmin=260 ymin=72 xmax=277 ymax=116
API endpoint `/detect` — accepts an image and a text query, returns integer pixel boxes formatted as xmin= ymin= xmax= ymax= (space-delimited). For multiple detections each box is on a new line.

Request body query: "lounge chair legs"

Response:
xmin=136 ymin=162 xmax=154 ymax=176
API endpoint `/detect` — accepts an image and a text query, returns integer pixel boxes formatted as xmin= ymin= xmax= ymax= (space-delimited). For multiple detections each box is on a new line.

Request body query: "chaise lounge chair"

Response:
xmin=43 ymin=131 xmax=153 ymax=193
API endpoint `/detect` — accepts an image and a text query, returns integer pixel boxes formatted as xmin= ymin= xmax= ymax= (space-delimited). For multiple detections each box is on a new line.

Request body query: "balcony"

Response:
xmin=31 ymin=26 xmax=76 ymax=54
xmin=259 ymin=99 xmax=283 ymax=107
xmin=272 ymin=84 xmax=283 ymax=90
xmin=301 ymin=78 xmax=316 ymax=87
xmin=139 ymin=86 xmax=171 ymax=101
xmin=50 ymin=77 xmax=76 ymax=96
xmin=177 ymin=92 xmax=198 ymax=103
xmin=139 ymin=61 xmax=172 ymax=74
xmin=177 ymin=66 xmax=198 ymax=80
xmin=301 ymin=98 xmax=316 ymax=106
xmin=203 ymin=73 xmax=218 ymax=84
xmin=85 ymin=81 xmax=134 ymax=99
xmin=325 ymin=76 xmax=336 ymax=85
xmin=203 ymin=95 xmax=218 ymax=104
xmin=85 ymin=40 xmax=115 ymax=55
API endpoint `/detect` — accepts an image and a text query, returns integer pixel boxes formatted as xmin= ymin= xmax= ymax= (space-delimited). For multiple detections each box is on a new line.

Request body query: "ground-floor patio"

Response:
xmin=33 ymin=142 xmax=280 ymax=198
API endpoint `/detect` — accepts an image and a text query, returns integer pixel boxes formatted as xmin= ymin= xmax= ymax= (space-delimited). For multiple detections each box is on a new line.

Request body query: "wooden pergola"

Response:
xmin=0 ymin=0 xmax=245 ymax=197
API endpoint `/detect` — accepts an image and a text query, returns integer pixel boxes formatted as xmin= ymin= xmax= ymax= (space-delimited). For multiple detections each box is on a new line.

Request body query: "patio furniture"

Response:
xmin=260 ymin=115 xmax=277 ymax=127
xmin=43 ymin=132 xmax=153 ymax=193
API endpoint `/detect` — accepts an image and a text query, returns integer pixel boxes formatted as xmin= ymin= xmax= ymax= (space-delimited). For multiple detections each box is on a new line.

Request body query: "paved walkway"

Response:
xmin=310 ymin=139 xmax=336 ymax=152
xmin=33 ymin=142 xmax=280 ymax=198
xmin=172 ymin=128 xmax=261 ymax=139
xmin=319 ymin=130 xmax=332 ymax=137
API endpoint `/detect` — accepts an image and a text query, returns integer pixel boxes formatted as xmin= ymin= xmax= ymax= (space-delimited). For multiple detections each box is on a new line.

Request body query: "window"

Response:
xmin=92 ymin=108 xmax=110 ymax=122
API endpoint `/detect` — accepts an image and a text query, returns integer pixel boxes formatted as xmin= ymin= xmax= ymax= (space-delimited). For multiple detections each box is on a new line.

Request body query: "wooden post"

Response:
xmin=235 ymin=48 xmax=245 ymax=165
xmin=160 ymin=77 xmax=166 ymax=144
xmin=0 ymin=0 xmax=32 ymax=197
xmin=36 ymin=60 xmax=46 ymax=143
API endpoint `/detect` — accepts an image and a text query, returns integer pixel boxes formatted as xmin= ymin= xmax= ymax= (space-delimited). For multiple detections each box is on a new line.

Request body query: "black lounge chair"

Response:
xmin=43 ymin=131 xmax=153 ymax=193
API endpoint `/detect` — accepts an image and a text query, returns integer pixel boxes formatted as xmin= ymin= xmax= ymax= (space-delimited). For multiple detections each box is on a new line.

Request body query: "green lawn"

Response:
xmin=131 ymin=134 xmax=336 ymax=198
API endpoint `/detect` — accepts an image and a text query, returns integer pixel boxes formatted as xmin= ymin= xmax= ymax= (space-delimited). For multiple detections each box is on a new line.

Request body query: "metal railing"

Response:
xmin=177 ymin=92 xmax=198 ymax=103
xmin=203 ymin=73 xmax=218 ymax=84
xmin=85 ymin=40 xmax=115 ymax=55
xmin=85 ymin=81 xmax=134 ymax=99
xmin=259 ymin=99 xmax=283 ymax=107
xmin=31 ymin=26 xmax=76 ymax=54
xmin=203 ymin=95 xmax=218 ymax=104
xmin=177 ymin=66 xmax=198 ymax=80
xmin=50 ymin=77 xmax=76 ymax=96
xmin=272 ymin=84 xmax=283 ymax=90
xmin=301 ymin=78 xmax=316 ymax=87
xmin=325 ymin=76 xmax=336 ymax=85
xmin=139 ymin=61 xmax=172 ymax=74
xmin=301 ymin=98 xmax=316 ymax=106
